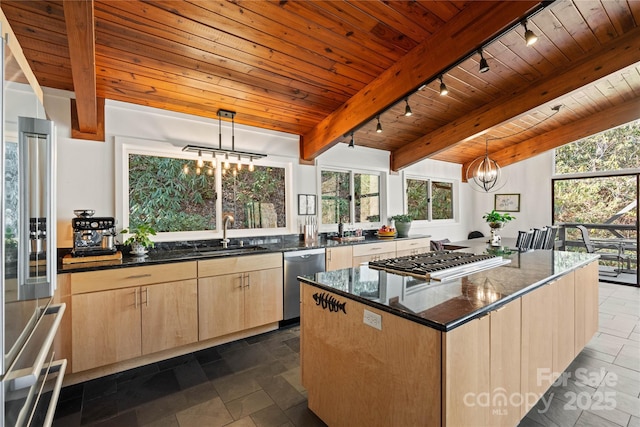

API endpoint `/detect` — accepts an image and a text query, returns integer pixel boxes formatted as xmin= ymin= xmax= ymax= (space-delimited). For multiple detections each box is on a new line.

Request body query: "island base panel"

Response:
xmin=301 ymin=284 xmax=441 ymax=427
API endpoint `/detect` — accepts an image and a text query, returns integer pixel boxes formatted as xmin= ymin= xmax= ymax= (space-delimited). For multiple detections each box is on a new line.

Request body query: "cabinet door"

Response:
xmin=142 ymin=279 xmax=198 ymax=355
xmin=198 ymin=274 xmax=244 ymax=340
xmin=72 ymin=288 xmax=141 ymax=372
xmin=443 ymin=313 xmax=490 ymax=427
xmin=521 ymin=283 xmax=554 ymax=415
xmin=352 ymin=251 xmax=396 ymax=267
xmin=326 ymin=246 xmax=353 ymax=271
xmin=579 ymin=261 xmax=599 ymax=346
xmin=490 ymin=299 xmax=521 ymax=427
xmin=245 ymin=268 xmax=283 ymax=329
xmin=553 ymin=273 xmax=575 ymax=374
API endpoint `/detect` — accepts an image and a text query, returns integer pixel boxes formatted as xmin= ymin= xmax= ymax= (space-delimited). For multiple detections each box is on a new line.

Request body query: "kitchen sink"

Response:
xmin=194 ymin=245 xmax=268 ymax=257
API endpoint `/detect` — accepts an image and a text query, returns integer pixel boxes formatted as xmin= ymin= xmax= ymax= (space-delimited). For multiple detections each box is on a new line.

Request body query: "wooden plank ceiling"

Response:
xmin=2 ymin=0 xmax=639 ymax=175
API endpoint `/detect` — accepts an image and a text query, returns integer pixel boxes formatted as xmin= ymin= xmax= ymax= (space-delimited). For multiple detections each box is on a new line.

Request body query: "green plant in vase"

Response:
xmin=391 ymin=214 xmax=413 ymax=238
xmin=482 ymin=210 xmax=515 ymax=229
xmin=121 ymin=223 xmax=157 ymax=255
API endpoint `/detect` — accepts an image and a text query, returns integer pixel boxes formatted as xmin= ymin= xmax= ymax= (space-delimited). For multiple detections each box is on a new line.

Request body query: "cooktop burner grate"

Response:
xmin=369 ymin=251 xmax=509 ymax=281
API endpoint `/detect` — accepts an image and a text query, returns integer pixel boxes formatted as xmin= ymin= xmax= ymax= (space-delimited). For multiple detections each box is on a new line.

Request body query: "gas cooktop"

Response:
xmin=368 ymin=251 xmax=510 ymax=281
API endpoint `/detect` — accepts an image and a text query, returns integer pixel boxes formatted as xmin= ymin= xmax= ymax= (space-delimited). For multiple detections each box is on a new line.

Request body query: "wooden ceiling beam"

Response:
xmin=300 ymin=1 xmax=540 ymax=161
xmin=392 ymin=25 xmax=640 ymax=171
xmin=63 ymin=0 xmax=99 ymax=135
xmin=462 ymin=96 xmax=640 ymax=176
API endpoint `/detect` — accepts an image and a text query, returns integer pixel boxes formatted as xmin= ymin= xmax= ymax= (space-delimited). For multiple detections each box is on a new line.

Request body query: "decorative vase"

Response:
xmin=395 ymin=221 xmax=412 ymax=238
xmin=488 ymin=222 xmax=504 ymax=246
xmin=130 ymin=241 xmax=147 ymax=255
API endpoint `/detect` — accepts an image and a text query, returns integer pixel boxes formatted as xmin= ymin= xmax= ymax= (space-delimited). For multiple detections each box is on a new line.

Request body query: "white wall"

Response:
xmin=44 ymin=88 xmax=553 ymax=247
xmin=469 ymin=151 xmax=554 ymax=238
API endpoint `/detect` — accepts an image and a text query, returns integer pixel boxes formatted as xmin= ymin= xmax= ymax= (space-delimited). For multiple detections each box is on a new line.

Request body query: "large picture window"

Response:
xmin=406 ymin=177 xmax=454 ymax=221
xmin=123 ymin=147 xmax=288 ymax=236
xmin=321 ymin=169 xmax=381 ymax=226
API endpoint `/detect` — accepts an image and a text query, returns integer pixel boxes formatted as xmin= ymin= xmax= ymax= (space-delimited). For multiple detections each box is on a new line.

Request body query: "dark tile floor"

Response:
xmin=53 ymin=282 xmax=639 ymax=427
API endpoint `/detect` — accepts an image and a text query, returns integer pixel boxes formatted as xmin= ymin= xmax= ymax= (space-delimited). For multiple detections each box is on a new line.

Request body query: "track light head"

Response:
xmin=348 ymin=133 xmax=355 ymax=148
xmin=376 ymin=116 xmax=382 ymax=133
xmin=478 ymin=49 xmax=489 ymax=73
xmin=522 ymin=20 xmax=538 ymax=46
xmin=438 ymin=75 xmax=449 ymax=96
xmin=404 ymin=99 xmax=412 ymax=117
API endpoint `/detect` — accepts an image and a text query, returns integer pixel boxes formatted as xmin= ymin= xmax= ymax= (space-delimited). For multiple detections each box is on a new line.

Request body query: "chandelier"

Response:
xmin=466 ymin=138 xmax=505 ymax=192
xmin=466 ymin=105 xmax=562 ymax=193
xmin=182 ymin=109 xmax=266 ymax=174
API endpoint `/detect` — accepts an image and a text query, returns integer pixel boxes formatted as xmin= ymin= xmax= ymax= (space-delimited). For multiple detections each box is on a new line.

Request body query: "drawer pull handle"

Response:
xmin=126 ymin=274 xmax=152 ymax=279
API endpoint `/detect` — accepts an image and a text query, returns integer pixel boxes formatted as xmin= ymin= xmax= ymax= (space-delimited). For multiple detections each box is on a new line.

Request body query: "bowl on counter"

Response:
xmin=376 ymin=230 xmax=397 ymax=238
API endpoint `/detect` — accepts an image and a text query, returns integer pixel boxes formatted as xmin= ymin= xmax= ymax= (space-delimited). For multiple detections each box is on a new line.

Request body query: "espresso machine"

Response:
xmin=71 ymin=210 xmax=117 ymax=256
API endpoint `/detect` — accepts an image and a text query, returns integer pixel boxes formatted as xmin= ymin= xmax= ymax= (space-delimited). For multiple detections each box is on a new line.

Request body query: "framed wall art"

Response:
xmin=495 ymin=193 xmax=520 ymax=212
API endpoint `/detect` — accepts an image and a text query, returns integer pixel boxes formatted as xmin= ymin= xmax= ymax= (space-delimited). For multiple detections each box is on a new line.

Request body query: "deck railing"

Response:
xmin=557 ymin=222 xmax=637 ymax=269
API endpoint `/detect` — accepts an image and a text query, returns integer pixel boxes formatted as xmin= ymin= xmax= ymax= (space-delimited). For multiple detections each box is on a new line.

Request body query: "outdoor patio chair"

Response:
xmin=576 ymin=225 xmax=630 ymax=276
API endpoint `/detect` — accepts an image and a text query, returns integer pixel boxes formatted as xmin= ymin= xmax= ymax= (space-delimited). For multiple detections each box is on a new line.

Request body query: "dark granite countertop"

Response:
xmin=58 ymin=233 xmax=431 ymax=273
xmin=298 ymin=248 xmax=599 ymax=332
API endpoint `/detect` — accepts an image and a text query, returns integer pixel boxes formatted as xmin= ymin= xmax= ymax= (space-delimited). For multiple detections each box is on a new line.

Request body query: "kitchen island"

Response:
xmin=299 ymin=249 xmax=599 ymax=427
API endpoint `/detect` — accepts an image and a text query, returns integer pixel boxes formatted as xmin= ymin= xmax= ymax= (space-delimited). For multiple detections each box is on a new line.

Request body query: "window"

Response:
xmin=321 ymin=169 xmax=381 ymax=225
xmin=406 ymin=177 xmax=454 ymax=221
xmin=120 ymin=141 xmax=289 ymax=238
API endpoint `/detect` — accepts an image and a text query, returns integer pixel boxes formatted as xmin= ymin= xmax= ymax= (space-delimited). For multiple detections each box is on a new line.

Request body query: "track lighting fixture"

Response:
xmin=478 ymin=49 xmax=489 ymax=73
xmin=249 ymin=156 xmax=255 ymax=171
xmin=348 ymin=132 xmax=355 ymax=148
xmin=224 ymin=153 xmax=230 ymax=169
xmin=438 ymin=75 xmax=449 ymax=96
xmin=376 ymin=116 xmax=382 ymax=133
xmin=404 ymin=99 xmax=412 ymax=117
xmin=522 ymin=20 xmax=538 ymax=46
xmin=196 ymin=150 xmax=204 ymax=168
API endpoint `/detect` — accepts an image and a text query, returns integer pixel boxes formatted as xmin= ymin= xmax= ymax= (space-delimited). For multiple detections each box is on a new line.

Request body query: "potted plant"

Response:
xmin=482 ymin=210 xmax=515 ymax=229
xmin=391 ymin=214 xmax=413 ymax=238
xmin=121 ymin=223 xmax=156 ymax=255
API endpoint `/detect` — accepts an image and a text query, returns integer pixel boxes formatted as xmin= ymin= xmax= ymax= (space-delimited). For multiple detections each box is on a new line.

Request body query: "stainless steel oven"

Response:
xmin=2 ymin=23 xmax=66 ymax=427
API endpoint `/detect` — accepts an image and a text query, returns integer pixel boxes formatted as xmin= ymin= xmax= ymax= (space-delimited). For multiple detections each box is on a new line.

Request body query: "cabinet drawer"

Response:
xmin=396 ymin=238 xmax=430 ymax=252
xmin=198 ymin=253 xmax=282 ymax=277
xmin=352 ymin=241 xmax=396 ymax=257
xmin=70 ymin=261 xmax=197 ymax=294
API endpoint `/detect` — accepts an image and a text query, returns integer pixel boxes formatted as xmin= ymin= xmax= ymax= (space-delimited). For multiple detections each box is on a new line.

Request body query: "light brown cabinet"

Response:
xmin=70 ymin=262 xmax=198 ymax=372
xmin=71 ymin=279 xmax=198 ymax=372
xmin=553 ymin=272 xmax=576 ymax=374
xmin=198 ymin=253 xmax=283 ymax=341
xmin=325 ymin=245 xmax=353 ymax=271
xmin=575 ymin=260 xmax=598 ymax=354
xmin=521 ymin=281 xmax=554 ymax=415
xmin=395 ymin=238 xmax=431 ymax=257
xmin=351 ymin=241 xmax=396 ymax=267
xmin=443 ymin=297 xmax=521 ymax=427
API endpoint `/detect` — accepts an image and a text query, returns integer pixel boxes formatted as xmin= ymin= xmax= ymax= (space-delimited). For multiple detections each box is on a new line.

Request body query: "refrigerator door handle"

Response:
xmin=4 ymin=304 xmax=66 ymax=391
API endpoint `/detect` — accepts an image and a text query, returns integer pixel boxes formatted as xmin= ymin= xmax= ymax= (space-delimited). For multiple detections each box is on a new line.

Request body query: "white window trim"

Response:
xmin=403 ymin=172 xmax=459 ymax=223
xmin=317 ymin=166 xmax=386 ymax=232
xmin=115 ymin=136 xmax=295 ymax=242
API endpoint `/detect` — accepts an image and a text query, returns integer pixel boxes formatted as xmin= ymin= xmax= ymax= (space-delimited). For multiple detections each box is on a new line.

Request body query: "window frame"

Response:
xmin=318 ymin=166 xmax=384 ymax=231
xmin=403 ymin=173 xmax=458 ymax=223
xmin=115 ymin=136 xmax=294 ymax=241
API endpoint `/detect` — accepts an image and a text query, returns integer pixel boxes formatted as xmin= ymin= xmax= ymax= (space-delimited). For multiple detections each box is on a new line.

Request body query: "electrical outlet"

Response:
xmin=363 ymin=309 xmax=382 ymax=330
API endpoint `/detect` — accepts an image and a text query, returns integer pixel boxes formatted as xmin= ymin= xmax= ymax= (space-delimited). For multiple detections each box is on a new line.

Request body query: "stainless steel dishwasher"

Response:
xmin=283 ymin=248 xmax=326 ymax=320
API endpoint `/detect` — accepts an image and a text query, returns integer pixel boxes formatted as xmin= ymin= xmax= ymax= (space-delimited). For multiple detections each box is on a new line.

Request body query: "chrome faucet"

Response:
xmin=222 ymin=214 xmax=234 ymax=248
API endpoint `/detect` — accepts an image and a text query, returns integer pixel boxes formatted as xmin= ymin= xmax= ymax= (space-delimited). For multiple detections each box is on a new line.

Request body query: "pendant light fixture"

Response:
xmin=478 ymin=49 xmax=490 ymax=73
xmin=376 ymin=116 xmax=382 ymax=133
xmin=466 ymin=138 xmax=504 ymax=193
xmin=438 ymin=75 xmax=449 ymax=96
xmin=522 ymin=20 xmax=538 ymax=46
xmin=404 ymin=98 xmax=412 ymax=117
xmin=183 ymin=109 xmax=266 ymax=173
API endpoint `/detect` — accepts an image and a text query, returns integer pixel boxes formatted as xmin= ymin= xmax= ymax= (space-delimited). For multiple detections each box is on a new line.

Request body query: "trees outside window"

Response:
xmin=128 ymin=154 xmax=286 ymax=233
xmin=321 ymin=169 xmax=381 ymax=226
xmin=406 ymin=177 xmax=454 ymax=221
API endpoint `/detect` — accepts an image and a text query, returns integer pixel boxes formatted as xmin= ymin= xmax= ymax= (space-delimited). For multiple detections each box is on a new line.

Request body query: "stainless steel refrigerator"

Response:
xmin=1 ymin=24 xmax=66 ymax=426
